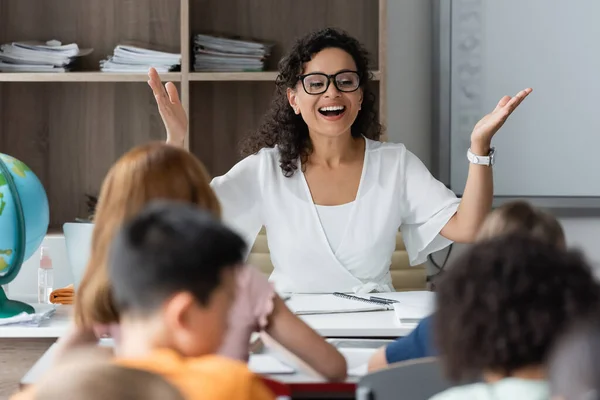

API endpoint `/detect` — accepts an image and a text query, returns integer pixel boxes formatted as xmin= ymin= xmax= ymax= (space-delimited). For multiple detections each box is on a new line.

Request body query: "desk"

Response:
xmin=20 ymin=339 xmax=389 ymax=399
xmin=3 ymin=298 xmax=414 ymax=399
xmin=301 ymin=311 xmax=413 ymax=338
xmin=0 ymin=299 xmax=71 ymax=398
xmin=0 ymin=307 xmax=412 ymax=340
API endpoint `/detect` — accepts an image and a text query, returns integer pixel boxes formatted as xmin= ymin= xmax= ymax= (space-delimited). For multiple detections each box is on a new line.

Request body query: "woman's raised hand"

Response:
xmin=147 ymin=67 xmax=188 ymax=148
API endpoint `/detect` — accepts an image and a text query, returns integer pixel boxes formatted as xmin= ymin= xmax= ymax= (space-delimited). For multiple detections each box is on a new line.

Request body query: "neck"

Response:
xmin=307 ymin=131 xmax=362 ymax=167
xmin=117 ymin=316 xmax=165 ymax=358
xmin=484 ymin=365 xmax=546 ymax=383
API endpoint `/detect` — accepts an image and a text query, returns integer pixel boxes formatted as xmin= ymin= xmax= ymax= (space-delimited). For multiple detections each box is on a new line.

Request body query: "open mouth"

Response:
xmin=318 ymin=105 xmax=346 ymax=117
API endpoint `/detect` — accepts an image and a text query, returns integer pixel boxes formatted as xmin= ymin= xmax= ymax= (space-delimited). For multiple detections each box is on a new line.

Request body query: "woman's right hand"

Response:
xmin=147 ymin=67 xmax=188 ymax=148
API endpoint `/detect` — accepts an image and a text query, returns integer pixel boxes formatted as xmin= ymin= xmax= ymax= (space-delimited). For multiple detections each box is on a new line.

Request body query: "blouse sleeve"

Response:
xmin=210 ymin=152 xmax=265 ymax=253
xmin=399 ymin=149 xmax=460 ymax=265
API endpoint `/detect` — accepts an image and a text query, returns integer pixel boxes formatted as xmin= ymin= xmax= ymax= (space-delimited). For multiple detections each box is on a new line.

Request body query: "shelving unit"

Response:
xmin=0 ymin=0 xmax=387 ymax=230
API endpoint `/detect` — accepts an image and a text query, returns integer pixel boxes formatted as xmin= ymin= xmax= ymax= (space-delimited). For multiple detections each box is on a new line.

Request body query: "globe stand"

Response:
xmin=0 ymin=286 xmax=34 ymax=318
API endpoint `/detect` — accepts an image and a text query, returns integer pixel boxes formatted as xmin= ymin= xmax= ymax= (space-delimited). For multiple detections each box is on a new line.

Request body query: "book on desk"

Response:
xmin=285 ymin=291 xmax=435 ymax=326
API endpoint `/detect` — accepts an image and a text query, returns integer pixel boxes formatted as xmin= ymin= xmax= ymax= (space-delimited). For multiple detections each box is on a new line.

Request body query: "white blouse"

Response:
xmin=315 ymin=203 xmax=354 ymax=253
xmin=211 ymin=138 xmax=460 ymax=294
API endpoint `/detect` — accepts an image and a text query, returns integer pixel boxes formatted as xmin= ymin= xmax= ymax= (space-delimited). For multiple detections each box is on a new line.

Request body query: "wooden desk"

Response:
xmin=20 ymin=339 xmax=390 ymax=400
xmin=3 ymin=297 xmax=415 ymax=399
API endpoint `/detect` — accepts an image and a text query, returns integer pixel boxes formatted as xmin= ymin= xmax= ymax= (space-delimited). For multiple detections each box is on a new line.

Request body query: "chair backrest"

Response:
xmin=356 ymin=357 xmax=452 ymax=400
xmin=247 ymin=227 xmax=428 ymax=291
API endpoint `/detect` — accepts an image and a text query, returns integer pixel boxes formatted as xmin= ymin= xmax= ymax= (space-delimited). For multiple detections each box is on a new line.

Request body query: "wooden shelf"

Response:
xmin=0 ymin=72 xmax=181 ymax=83
xmin=189 ymin=70 xmax=381 ymax=82
xmin=189 ymin=72 xmax=278 ymax=81
xmin=0 ymin=0 xmax=386 ymax=227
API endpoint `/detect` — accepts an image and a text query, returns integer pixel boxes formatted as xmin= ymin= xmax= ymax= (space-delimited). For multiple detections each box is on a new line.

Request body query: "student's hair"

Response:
xmin=34 ymin=360 xmax=185 ymax=400
xmin=74 ymin=142 xmax=221 ymax=327
xmin=240 ymin=27 xmax=382 ymax=177
xmin=434 ymin=234 xmax=600 ymax=382
xmin=476 ymin=200 xmax=566 ymax=247
xmin=109 ymin=201 xmax=245 ymax=316
xmin=548 ymin=313 xmax=600 ymax=400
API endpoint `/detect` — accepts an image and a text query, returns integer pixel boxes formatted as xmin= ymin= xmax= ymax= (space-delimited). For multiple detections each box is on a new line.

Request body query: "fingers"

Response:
xmin=504 ymin=87 xmax=532 ymax=111
xmin=165 ymin=82 xmax=181 ymax=105
xmin=493 ymin=95 xmax=512 ymax=111
xmin=147 ymin=67 xmax=168 ymax=98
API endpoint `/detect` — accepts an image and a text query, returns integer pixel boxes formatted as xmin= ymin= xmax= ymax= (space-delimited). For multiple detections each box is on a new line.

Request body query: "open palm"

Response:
xmin=147 ymin=67 xmax=188 ymax=147
xmin=471 ymin=88 xmax=533 ymax=144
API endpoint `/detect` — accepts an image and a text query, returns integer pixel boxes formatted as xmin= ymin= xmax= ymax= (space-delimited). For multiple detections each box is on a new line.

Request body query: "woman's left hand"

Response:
xmin=470 ymin=88 xmax=533 ymax=150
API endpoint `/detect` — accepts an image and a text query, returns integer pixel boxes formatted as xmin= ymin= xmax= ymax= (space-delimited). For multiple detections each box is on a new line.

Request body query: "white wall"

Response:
xmin=386 ymin=0 xmax=600 ymax=271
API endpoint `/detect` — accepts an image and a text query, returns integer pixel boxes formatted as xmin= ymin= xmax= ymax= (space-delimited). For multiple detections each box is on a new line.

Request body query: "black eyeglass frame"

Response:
xmin=296 ymin=70 xmax=362 ymax=95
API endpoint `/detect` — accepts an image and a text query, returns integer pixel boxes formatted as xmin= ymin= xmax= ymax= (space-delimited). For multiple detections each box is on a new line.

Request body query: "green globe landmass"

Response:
xmin=11 ymin=159 xmax=31 ymax=178
xmin=0 ymin=249 xmax=12 ymax=271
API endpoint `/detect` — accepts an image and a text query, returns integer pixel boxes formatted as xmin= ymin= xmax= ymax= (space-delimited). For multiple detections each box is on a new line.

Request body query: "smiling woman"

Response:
xmin=148 ymin=27 xmax=532 ymax=294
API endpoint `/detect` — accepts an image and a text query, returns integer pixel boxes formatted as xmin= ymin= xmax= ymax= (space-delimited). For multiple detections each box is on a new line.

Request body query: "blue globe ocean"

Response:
xmin=0 ymin=154 xmax=49 ymax=277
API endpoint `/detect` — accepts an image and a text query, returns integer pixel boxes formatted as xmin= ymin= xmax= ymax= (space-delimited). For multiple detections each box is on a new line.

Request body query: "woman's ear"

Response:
xmin=287 ymin=88 xmax=301 ymax=115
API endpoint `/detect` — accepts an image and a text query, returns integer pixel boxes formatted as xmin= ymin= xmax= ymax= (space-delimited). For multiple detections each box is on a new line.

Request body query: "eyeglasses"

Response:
xmin=297 ymin=71 xmax=361 ymax=95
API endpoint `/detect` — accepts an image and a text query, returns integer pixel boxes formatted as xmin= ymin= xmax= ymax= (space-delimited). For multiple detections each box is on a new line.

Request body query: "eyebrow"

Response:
xmin=301 ymin=68 xmax=357 ymax=76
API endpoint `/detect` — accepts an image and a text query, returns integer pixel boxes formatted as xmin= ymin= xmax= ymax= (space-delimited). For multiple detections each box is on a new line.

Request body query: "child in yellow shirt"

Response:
xmin=15 ymin=201 xmax=274 ymax=400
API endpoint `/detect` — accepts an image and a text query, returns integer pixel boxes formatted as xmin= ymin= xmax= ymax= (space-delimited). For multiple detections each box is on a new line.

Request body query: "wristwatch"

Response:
xmin=467 ymin=147 xmax=495 ymax=166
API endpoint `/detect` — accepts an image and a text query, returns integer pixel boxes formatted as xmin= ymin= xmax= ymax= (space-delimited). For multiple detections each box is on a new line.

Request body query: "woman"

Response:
xmin=367 ymin=200 xmax=567 ymax=371
xmin=149 ymin=28 xmax=532 ymax=293
xmin=64 ymin=142 xmax=347 ymax=381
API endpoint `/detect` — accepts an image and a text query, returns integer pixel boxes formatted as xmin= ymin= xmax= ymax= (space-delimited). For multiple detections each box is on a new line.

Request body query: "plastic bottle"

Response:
xmin=38 ymin=247 xmax=53 ymax=304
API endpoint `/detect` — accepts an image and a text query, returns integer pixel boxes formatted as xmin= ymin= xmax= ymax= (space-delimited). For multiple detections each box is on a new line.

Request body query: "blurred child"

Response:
xmin=368 ymin=200 xmax=567 ymax=371
xmin=430 ymin=234 xmax=600 ymax=400
xmin=62 ymin=142 xmax=345 ymax=380
xmin=12 ymin=347 xmax=185 ymax=400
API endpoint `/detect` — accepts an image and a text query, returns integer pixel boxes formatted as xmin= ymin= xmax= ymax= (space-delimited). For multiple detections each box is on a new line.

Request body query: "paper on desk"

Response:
xmin=384 ymin=291 xmax=435 ymax=325
xmin=0 ymin=304 xmax=56 ymax=327
xmin=249 ymin=354 xmax=295 ymax=374
xmin=339 ymin=348 xmax=377 ymax=377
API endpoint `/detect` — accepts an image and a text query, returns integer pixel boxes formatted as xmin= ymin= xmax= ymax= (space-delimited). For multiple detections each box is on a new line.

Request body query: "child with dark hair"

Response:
xmin=429 ymin=234 xmax=600 ymax=400
xmin=548 ymin=313 xmax=600 ymax=400
xmin=17 ymin=201 xmax=275 ymax=400
xmin=108 ymin=201 xmax=275 ymax=399
xmin=369 ymin=200 xmax=567 ymax=371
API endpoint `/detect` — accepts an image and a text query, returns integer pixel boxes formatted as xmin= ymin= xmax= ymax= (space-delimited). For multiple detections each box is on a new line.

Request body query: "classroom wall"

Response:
xmin=385 ymin=0 xmax=600 ymax=270
xmin=10 ymin=1 xmax=600 ymax=296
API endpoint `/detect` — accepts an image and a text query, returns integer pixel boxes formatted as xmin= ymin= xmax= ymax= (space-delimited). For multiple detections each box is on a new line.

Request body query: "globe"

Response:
xmin=0 ymin=153 xmax=50 ymax=318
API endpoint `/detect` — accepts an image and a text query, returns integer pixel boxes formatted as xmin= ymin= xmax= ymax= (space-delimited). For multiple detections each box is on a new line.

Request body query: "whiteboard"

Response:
xmin=434 ymin=0 xmax=600 ymax=208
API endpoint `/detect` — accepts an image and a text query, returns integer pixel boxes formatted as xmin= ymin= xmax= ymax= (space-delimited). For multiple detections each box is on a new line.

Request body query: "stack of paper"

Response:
xmin=0 ymin=40 xmax=93 ymax=72
xmin=100 ymin=44 xmax=180 ymax=73
xmin=193 ymin=33 xmax=272 ymax=72
xmin=285 ymin=294 xmax=390 ymax=315
xmin=381 ymin=291 xmax=436 ymax=326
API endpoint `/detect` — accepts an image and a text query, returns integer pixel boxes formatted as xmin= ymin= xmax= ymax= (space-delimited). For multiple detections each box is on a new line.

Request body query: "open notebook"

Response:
xmin=285 ymin=293 xmax=392 ymax=315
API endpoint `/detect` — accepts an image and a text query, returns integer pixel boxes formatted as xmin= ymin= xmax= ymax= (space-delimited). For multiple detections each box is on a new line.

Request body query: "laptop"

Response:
xmin=62 ymin=222 xmax=94 ymax=289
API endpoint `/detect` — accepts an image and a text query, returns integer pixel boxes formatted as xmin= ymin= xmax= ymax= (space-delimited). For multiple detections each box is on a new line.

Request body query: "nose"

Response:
xmin=323 ymin=77 xmax=341 ymax=98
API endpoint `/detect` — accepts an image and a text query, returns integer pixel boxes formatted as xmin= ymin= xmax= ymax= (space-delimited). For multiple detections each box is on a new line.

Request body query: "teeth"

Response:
xmin=319 ymin=106 xmax=345 ymax=112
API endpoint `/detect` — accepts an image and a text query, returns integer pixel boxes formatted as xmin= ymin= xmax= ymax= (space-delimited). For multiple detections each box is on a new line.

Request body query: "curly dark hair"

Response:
xmin=240 ymin=27 xmax=383 ymax=177
xmin=434 ymin=234 xmax=600 ymax=382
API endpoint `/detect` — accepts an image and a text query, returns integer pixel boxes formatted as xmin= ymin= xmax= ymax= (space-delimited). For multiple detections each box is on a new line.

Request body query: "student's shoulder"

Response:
xmin=430 ymin=383 xmax=492 ymax=400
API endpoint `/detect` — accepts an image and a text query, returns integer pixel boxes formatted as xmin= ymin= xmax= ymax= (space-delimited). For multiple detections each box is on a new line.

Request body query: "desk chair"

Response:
xmin=356 ymin=357 xmax=451 ymax=400
xmin=247 ymin=228 xmax=428 ymax=291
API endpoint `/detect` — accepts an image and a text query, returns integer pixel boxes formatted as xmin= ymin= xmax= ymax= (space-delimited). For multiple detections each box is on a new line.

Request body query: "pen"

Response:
xmin=369 ymin=296 xmax=398 ymax=304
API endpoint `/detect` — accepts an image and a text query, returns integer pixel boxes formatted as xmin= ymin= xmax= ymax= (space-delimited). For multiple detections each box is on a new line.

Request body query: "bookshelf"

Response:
xmin=0 ymin=0 xmax=387 ymax=230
